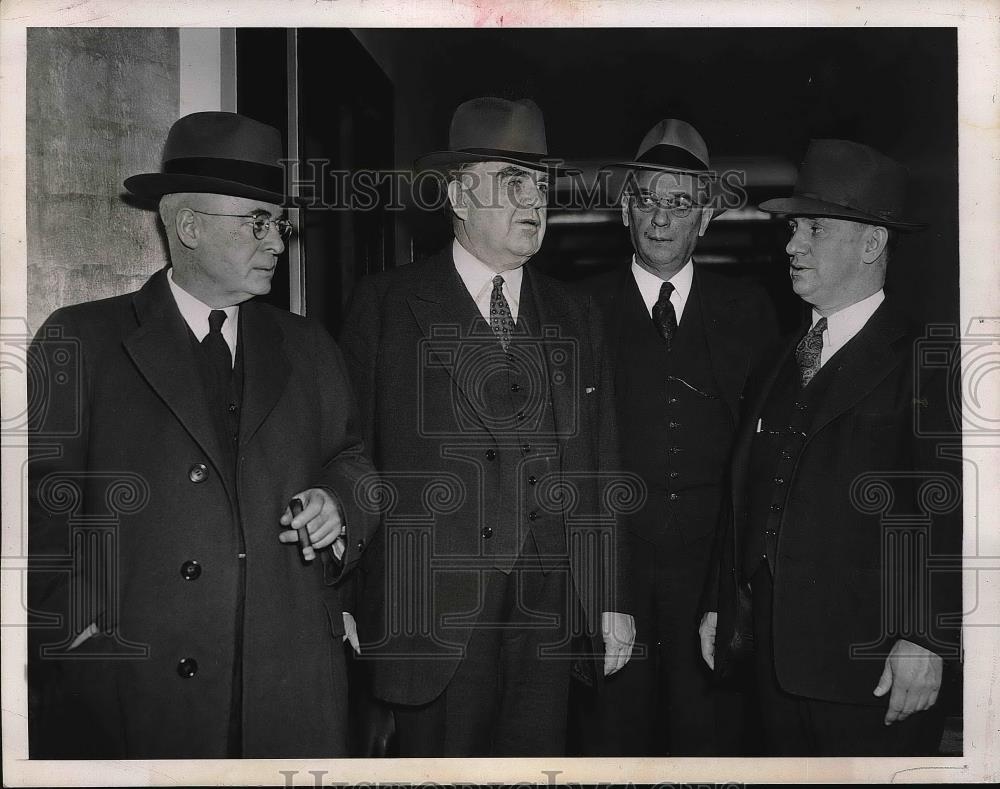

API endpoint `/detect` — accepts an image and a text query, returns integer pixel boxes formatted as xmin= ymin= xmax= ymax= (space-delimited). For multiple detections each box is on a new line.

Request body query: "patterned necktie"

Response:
xmin=203 ymin=309 xmax=232 ymax=385
xmin=651 ymin=281 xmax=677 ymax=349
xmin=490 ymin=274 xmax=513 ymax=352
xmin=795 ymin=317 xmax=827 ymax=388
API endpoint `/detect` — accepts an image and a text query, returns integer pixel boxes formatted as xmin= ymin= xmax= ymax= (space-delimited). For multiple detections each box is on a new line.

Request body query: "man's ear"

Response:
xmin=175 ymin=207 xmax=200 ymax=250
xmin=862 ymin=225 xmax=888 ymax=264
xmin=697 ymin=206 xmax=714 ymax=237
xmin=447 ymin=178 xmax=469 ymax=222
xmin=620 ymin=194 xmax=630 ymax=228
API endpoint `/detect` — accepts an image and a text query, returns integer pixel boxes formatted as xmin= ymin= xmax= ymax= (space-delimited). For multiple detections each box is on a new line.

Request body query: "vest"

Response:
xmin=743 ymin=345 xmax=838 ymax=576
xmin=615 ymin=275 xmax=734 ymax=545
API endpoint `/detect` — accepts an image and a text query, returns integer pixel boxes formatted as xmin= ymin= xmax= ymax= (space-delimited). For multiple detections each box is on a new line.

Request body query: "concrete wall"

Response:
xmin=26 ymin=28 xmax=180 ymax=334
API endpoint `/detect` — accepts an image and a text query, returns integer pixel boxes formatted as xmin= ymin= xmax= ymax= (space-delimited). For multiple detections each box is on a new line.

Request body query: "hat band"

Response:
xmin=163 ymin=157 xmax=284 ymax=195
xmin=455 ymin=148 xmax=551 ymax=162
xmin=797 ymin=190 xmax=898 ymax=219
xmin=634 ymin=144 xmax=709 ymax=171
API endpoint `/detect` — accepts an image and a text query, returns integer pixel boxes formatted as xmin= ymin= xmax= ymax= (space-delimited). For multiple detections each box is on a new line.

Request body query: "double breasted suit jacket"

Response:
xmin=340 ymin=249 xmax=628 ymax=707
xmin=27 ymin=268 xmax=379 ymax=758
xmin=713 ymin=298 xmax=962 ymax=705
xmin=587 ymin=264 xmax=778 ymax=548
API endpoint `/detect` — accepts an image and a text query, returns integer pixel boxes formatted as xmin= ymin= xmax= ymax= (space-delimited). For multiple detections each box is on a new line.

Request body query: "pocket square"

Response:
xmin=585 ymin=386 xmax=596 ymax=394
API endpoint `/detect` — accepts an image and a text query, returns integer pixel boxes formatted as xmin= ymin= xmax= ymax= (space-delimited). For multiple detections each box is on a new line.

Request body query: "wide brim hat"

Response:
xmin=758 ymin=139 xmax=926 ymax=231
xmin=414 ymin=97 xmax=568 ymax=174
xmin=608 ymin=118 xmax=715 ymax=176
xmin=124 ymin=112 xmax=288 ymax=205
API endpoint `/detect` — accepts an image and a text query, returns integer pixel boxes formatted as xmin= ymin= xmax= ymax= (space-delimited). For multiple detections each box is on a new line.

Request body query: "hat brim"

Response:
xmin=124 ymin=173 xmax=288 ymax=206
xmin=605 ymin=161 xmax=716 ymax=178
xmin=414 ymin=150 xmax=571 ymax=175
xmin=758 ymin=195 xmax=926 ymax=231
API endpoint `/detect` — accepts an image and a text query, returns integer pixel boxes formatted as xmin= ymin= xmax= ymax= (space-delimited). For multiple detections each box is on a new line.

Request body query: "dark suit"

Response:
xmin=28 ymin=268 xmax=378 ymax=758
xmin=339 ymin=249 xmax=628 ymax=755
xmin=572 ymin=263 xmax=777 ymax=755
xmin=712 ymin=297 xmax=962 ymax=755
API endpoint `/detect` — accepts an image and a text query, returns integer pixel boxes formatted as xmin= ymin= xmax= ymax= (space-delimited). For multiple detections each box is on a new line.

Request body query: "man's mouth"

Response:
xmin=516 ymin=216 xmax=539 ymax=227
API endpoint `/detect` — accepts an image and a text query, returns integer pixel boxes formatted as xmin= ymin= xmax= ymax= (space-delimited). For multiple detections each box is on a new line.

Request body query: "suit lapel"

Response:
xmin=523 ymin=266 xmax=574 ymax=444
xmin=405 ymin=251 xmax=498 ymax=437
xmin=123 ymin=269 xmax=230 ymax=482
xmin=695 ymin=271 xmax=749 ymax=421
xmin=238 ymin=300 xmax=291 ymax=448
xmin=804 ymin=300 xmax=908 ymax=441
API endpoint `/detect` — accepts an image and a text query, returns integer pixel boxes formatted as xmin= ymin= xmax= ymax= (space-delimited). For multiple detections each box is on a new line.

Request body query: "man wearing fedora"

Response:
xmin=340 ymin=97 xmax=634 ymax=756
xmin=572 ymin=119 xmax=778 ymax=756
xmin=28 ymin=112 xmax=378 ymax=758
xmin=699 ymin=139 xmax=962 ymax=755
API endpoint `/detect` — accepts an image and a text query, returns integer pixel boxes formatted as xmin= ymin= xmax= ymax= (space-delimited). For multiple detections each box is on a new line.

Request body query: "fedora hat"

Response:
xmin=124 ymin=112 xmax=287 ymax=204
xmin=758 ymin=139 xmax=925 ymax=230
xmin=609 ymin=118 xmax=713 ymax=175
xmin=414 ymin=97 xmax=566 ymax=173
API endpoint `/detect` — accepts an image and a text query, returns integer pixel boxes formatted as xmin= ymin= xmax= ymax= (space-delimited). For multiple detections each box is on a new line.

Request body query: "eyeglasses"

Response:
xmin=191 ymin=210 xmax=294 ymax=240
xmin=629 ymin=192 xmax=695 ymax=217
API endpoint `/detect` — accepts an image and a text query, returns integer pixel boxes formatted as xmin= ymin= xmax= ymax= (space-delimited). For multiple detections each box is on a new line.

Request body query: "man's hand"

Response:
xmin=601 ymin=611 xmax=635 ymax=676
xmin=698 ymin=611 xmax=718 ymax=670
xmin=278 ymin=488 xmax=344 ymax=561
xmin=342 ymin=612 xmax=361 ymax=655
xmin=873 ymin=638 xmax=943 ymax=725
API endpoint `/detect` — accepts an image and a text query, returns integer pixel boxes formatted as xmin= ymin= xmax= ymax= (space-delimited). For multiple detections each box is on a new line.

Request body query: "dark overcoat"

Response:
xmin=339 ymin=249 xmax=629 ymax=706
xmin=28 ymin=268 xmax=378 ymax=758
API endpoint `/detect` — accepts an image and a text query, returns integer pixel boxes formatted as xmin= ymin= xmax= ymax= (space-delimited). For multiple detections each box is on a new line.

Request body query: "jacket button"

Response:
xmin=180 ymin=560 xmax=201 ymax=580
xmin=669 ymin=493 xmax=679 ymax=501
xmin=528 ymin=511 xmax=538 ymax=521
xmin=510 ymin=383 xmax=521 ymax=393
xmin=481 ymin=526 xmax=493 ymax=539
xmin=177 ymin=657 xmax=198 ymax=678
xmin=668 ymin=397 xmax=678 ymax=405
xmin=227 ymin=402 xmax=238 ymax=413
xmin=485 ymin=449 xmax=496 ymax=461
xmin=765 ymin=529 xmax=776 ymax=536
xmin=356 ymin=539 xmax=365 ymax=551
xmin=188 ymin=463 xmax=209 ymax=483
xmin=669 ymin=471 xmax=679 ymax=479
xmin=773 ymin=476 xmax=785 ymax=485
xmin=770 ymin=503 xmax=783 ymax=512
xmin=527 ymin=475 xmax=537 ymax=485
xmin=521 ymin=444 xmax=531 ymax=454
xmin=517 ymin=412 xmax=525 ymax=421
xmin=669 ymin=420 xmax=680 ymax=429
xmin=668 ymin=446 xmax=680 ymax=455
xmin=780 ymin=450 xmax=792 ymax=459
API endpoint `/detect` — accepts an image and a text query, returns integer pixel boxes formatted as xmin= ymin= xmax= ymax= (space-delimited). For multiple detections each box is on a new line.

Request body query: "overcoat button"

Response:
xmin=770 ymin=503 xmax=783 ymax=512
xmin=485 ymin=449 xmax=496 ymax=461
xmin=177 ymin=657 xmax=198 ymax=678
xmin=180 ymin=560 xmax=201 ymax=580
xmin=669 ymin=471 xmax=679 ymax=479
xmin=528 ymin=511 xmax=538 ymax=521
xmin=481 ymin=526 xmax=493 ymax=539
xmin=669 ymin=493 xmax=679 ymax=501
xmin=356 ymin=539 xmax=365 ymax=551
xmin=527 ymin=475 xmax=537 ymax=485
xmin=188 ymin=463 xmax=209 ymax=483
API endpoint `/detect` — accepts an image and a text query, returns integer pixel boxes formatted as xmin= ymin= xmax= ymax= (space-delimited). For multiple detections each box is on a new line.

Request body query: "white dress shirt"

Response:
xmin=168 ymin=268 xmax=239 ymax=365
xmin=453 ymin=239 xmax=523 ymax=323
xmin=631 ymin=257 xmax=694 ymax=324
xmin=812 ymin=289 xmax=885 ymax=367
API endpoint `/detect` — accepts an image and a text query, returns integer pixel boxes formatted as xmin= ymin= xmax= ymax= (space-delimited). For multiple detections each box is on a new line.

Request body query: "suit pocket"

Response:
xmin=322 ymin=589 xmax=346 ymax=638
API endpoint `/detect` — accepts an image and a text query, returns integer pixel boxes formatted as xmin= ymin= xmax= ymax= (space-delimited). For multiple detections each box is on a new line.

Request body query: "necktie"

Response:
xmin=203 ymin=309 xmax=232 ymax=387
xmin=651 ymin=281 xmax=677 ymax=349
xmin=795 ymin=317 xmax=827 ymax=388
xmin=490 ymin=274 xmax=513 ymax=352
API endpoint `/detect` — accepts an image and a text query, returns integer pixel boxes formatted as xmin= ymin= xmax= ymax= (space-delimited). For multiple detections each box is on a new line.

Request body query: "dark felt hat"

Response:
xmin=414 ymin=97 xmax=566 ymax=173
xmin=758 ymin=139 xmax=925 ymax=230
xmin=124 ymin=112 xmax=287 ymax=204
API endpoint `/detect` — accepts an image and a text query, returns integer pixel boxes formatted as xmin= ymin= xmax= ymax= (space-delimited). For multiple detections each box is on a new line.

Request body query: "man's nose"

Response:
xmin=786 ymin=229 xmax=806 ymax=256
xmin=261 ymin=226 xmax=286 ymax=254
xmin=651 ymin=205 xmax=672 ymax=227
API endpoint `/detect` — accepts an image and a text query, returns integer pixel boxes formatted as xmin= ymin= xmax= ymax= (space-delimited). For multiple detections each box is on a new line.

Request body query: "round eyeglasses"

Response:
xmin=191 ymin=210 xmax=294 ymax=240
xmin=629 ymin=192 xmax=695 ymax=218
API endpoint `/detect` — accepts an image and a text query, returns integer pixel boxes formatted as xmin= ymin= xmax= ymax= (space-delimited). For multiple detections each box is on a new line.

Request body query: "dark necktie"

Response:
xmin=651 ymin=281 xmax=678 ymax=349
xmin=795 ymin=316 xmax=827 ymax=388
xmin=490 ymin=274 xmax=513 ymax=352
xmin=203 ymin=309 xmax=232 ymax=386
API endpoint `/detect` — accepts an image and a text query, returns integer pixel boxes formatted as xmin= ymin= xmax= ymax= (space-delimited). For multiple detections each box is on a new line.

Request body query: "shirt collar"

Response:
xmin=167 ymin=268 xmax=239 ymax=352
xmin=452 ymin=239 xmax=523 ymax=312
xmin=812 ymin=289 xmax=885 ymax=349
xmin=630 ymin=256 xmax=694 ymax=319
